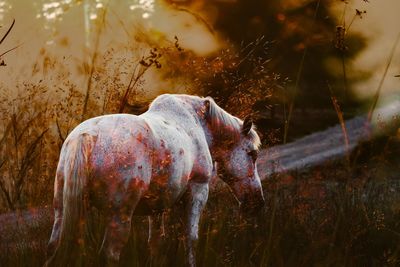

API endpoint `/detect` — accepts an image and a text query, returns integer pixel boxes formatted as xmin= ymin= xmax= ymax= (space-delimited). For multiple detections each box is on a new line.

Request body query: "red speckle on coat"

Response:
xmin=137 ymin=132 xmax=143 ymax=141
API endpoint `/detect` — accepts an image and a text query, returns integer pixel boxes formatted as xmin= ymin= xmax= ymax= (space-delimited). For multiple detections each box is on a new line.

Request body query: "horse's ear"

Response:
xmin=242 ymin=116 xmax=253 ymax=135
xmin=203 ymin=99 xmax=211 ymax=117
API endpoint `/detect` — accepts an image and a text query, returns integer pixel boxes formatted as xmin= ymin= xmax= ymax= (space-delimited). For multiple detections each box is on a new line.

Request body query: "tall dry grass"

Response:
xmin=2 ymin=143 xmax=400 ymax=267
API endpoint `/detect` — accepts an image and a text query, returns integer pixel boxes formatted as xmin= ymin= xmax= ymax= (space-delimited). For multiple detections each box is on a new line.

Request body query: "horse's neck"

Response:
xmin=207 ymin=126 xmax=239 ymax=160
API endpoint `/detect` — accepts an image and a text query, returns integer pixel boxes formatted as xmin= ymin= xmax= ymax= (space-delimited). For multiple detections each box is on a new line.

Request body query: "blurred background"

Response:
xmin=1 ymin=0 xmax=399 ymax=139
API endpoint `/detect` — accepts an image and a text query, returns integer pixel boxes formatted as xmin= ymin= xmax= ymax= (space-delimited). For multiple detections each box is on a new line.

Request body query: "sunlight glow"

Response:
xmin=42 ymin=2 xmax=63 ymax=21
xmin=0 ymin=1 xmax=12 ymax=22
xmin=89 ymin=13 xmax=97 ymax=20
xmin=129 ymin=0 xmax=154 ymax=19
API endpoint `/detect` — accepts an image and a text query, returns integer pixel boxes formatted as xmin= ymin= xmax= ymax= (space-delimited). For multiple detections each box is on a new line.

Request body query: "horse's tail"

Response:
xmin=46 ymin=133 xmax=94 ymax=266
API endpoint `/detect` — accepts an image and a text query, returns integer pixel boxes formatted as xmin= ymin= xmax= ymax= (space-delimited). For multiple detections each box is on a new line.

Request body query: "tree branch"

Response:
xmin=0 ymin=19 xmax=15 ymax=45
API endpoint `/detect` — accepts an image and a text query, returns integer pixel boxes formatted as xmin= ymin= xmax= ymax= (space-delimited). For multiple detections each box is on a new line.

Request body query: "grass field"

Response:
xmin=1 ymin=140 xmax=400 ymax=267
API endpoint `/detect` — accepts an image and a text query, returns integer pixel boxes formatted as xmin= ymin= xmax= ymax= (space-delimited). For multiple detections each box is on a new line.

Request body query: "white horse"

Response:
xmin=45 ymin=94 xmax=264 ymax=266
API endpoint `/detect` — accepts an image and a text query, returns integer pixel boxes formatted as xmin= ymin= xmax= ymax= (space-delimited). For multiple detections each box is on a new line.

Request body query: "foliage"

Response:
xmin=0 ymin=83 xmax=54 ymax=211
xmin=204 ymin=0 xmax=368 ymax=107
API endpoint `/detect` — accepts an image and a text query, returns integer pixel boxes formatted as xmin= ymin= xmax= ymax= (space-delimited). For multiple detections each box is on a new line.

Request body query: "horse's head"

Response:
xmin=203 ymin=98 xmax=265 ymax=215
xmin=220 ymin=116 xmax=265 ymax=215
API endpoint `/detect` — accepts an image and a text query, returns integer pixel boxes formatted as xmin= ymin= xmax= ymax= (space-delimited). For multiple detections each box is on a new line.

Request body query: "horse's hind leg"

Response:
xmin=46 ymin=164 xmax=65 ymax=264
xmin=99 ymin=179 xmax=146 ymax=266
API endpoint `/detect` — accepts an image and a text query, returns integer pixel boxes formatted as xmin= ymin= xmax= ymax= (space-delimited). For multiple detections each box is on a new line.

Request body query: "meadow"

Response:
xmin=2 ymin=147 xmax=400 ymax=267
xmin=1 ymin=0 xmax=400 ymax=266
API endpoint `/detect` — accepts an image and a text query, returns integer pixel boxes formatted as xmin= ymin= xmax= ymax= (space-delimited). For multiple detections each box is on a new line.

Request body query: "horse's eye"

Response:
xmin=247 ymin=150 xmax=258 ymax=163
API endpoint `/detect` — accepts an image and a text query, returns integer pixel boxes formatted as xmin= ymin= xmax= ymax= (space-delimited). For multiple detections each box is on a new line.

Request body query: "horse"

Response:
xmin=45 ymin=94 xmax=265 ymax=267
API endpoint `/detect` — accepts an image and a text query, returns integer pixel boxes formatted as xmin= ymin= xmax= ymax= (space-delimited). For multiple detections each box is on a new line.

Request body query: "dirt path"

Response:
xmin=258 ymin=115 xmax=368 ymax=178
xmin=258 ymin=99 xmax=400 ymax=178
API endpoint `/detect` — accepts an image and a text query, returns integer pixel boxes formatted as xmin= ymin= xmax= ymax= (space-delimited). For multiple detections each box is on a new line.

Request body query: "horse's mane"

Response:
xmin=146 ymin=94 xmax=261 ymax=149
xmin=205 ymin=97 xmax=261 ymax=149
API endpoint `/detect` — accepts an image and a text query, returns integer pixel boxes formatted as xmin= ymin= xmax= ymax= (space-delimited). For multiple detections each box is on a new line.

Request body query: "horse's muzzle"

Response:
xmin=239 ymin=193 xmax=265 ymax=216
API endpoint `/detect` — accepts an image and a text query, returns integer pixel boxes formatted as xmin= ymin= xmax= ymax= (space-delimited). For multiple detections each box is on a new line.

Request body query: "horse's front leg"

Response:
xmin=147 ymin=212 xmax=166 ymax=256
xmin=185 ymin=182 xmax=209 ymax=267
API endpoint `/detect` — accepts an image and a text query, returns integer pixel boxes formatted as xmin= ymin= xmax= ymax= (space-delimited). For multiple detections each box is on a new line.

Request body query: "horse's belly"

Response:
xmin=134 ymin=194 xmax=164 ymax=216
xmin=133 ymin=138 xmax=193 ymax=215
xmin=134 ymin=174 xmax=188 ymax=216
